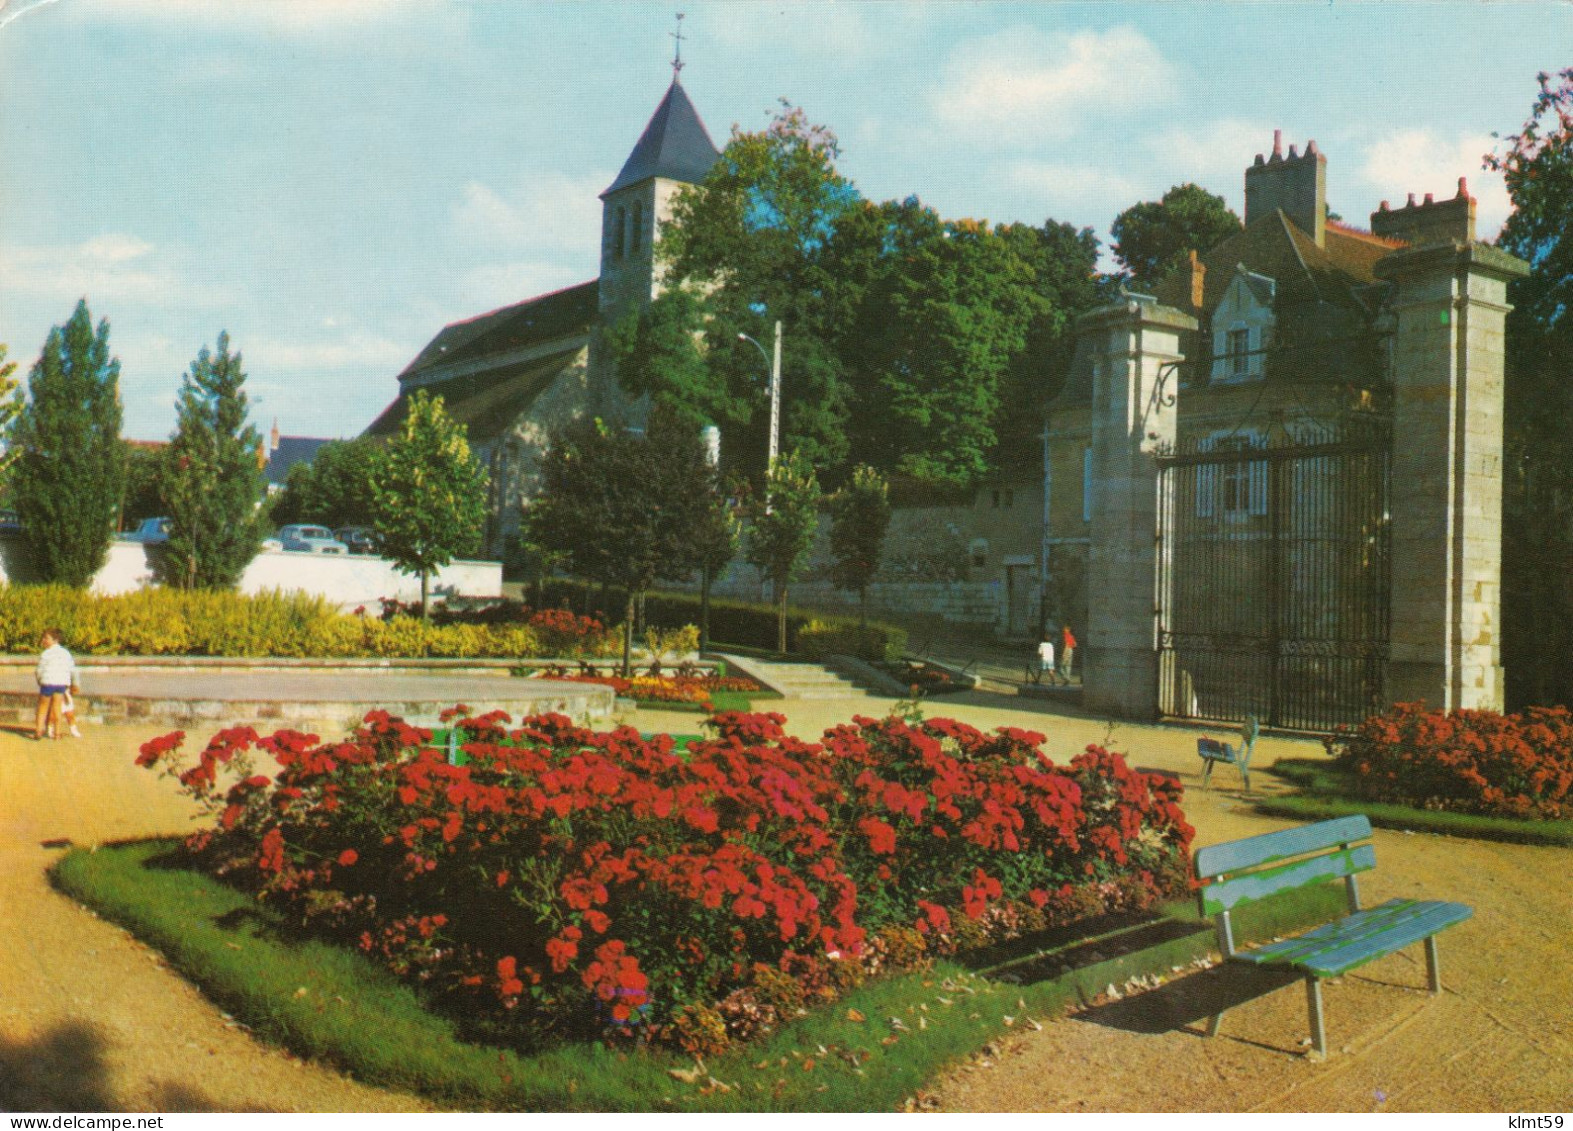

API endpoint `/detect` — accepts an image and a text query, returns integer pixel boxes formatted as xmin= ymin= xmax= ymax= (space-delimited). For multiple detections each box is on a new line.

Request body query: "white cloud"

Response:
xmin=1361 ymin=129 xmax=1510 ymax=240
xmin=246 ymin=333 xmax=412 ymax=374
xmin=706 ymin=2 xmax=933 ymax=60
xmin=60 ymin=0 xmax=427 ymax=32
xmin=452 ymin=174 xmax=607 ymax=254
xmin=933 ymin=25 xmax=1174 ymax=144
xmin=0 ymin=234 xmax=236 ymax=308
xmin=454 ymin=261 xmax=593 ymax=315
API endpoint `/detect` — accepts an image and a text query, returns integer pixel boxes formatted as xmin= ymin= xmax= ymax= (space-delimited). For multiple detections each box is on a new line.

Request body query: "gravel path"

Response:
xmin=3 ymin=688 xmax=1569 ymax=1112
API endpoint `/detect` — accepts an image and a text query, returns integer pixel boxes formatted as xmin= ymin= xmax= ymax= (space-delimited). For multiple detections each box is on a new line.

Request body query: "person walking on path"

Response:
xmin=34 ymin=627 xmax=76 ymax=740
xmin=1034 ymin=633 xmax=1056 ymax=685
xmin=1058 ymin=624 xmax=1077 ymax=685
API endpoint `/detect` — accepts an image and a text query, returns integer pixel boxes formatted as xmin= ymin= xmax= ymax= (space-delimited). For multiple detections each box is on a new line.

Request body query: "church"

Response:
xmin=363 ymin=69 xmax=721 ymax=560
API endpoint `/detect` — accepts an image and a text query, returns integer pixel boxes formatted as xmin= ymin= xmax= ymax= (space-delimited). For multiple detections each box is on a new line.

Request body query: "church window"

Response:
xmin=631 ymin=201 xmax=644 ymax=254
xmin=613 ymin=206 xmax=627 ymax=260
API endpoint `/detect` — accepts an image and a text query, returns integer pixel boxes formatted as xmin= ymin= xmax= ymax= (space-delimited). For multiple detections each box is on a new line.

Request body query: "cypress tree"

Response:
xmin=158 ymin=332 xmax=267 ymax=589
xmin=11 ymin=300 xmax=125 ymax=587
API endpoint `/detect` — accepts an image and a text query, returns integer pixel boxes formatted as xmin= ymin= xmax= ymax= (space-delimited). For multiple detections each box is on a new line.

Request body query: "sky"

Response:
xmin=0 ymin=0 xmax=1565 ymax=442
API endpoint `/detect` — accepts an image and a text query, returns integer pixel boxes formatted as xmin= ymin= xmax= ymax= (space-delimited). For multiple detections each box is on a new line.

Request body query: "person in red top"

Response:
xmin=1058 ymin=624 xmax=1077 ymax=684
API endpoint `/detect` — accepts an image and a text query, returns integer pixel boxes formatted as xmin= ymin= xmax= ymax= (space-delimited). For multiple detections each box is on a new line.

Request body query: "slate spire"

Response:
xmin=601 ymin=77 xmax=720 ymax=198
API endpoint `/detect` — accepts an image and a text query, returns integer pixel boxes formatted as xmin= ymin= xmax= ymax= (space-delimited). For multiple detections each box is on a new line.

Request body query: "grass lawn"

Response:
xmin=48 ymin=840 xmax=1346 ymax=1112
xmin=1258 ymin=758 xmax=1573 ymax=847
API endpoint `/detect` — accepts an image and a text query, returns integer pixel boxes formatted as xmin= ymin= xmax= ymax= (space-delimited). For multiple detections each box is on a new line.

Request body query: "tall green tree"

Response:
xmin=370 ymin=391 xmax=487 ymax=619
xmin=1111 ymin=183 xmax=1242 ymax=292
xmin=827 ymin=464 xmax=891 ymax=626
xmin=662 ymin=103 xmax=858 ymax=478
xmin=271 ymin=435 xmax=382 ymax=529
xmin=607 ymin=285 xmax=735 ymax=433
xmin=527 ymin=413 xmax=715 ymax=674
xmin=0 ymin=344 xmax=23 ymax=486
xmin=1490 ymin=68 xmax=1573 ymax=708
xmin=11 ymin=300 xmax=124 ymax=586
xmin=693 ymin=471 xmax=741 ymax=654
xmin=157 ymin=333 xmax=266 ymax=589
xmin=743 ymin=450 xmax=822 ymax=653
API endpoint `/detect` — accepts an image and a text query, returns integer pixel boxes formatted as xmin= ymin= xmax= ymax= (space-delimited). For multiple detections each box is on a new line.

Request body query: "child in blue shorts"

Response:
xmin=34 ymin=628 xmax=76 ymax=740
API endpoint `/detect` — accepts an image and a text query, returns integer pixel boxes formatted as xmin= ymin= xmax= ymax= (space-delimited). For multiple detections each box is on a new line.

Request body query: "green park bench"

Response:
xmin=1194 ymin=815 xmax=1472 ymax=1057
xmin=1197 ymin=714 xmax=1259 ymax=791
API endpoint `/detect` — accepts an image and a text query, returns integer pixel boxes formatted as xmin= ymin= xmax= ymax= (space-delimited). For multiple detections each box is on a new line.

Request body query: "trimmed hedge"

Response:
xmin=0 ymin=585 xmax=620 ymax=660
xmin=532 ymin=578 xmax=907 ymax=662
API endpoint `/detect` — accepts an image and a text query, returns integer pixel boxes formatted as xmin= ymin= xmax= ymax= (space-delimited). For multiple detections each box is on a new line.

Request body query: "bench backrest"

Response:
xmin=1195 ymin=815 xmax=1374 ymax=953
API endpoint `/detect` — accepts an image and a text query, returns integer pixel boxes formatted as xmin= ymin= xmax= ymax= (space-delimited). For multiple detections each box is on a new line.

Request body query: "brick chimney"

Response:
xmin=1370 ymin=177 xmax=1476 ymax=247
xmin=1187 ymin=249 xmax=1206 ymax=311
xmin=1245 ymin=130 xmax=1327 ymax=247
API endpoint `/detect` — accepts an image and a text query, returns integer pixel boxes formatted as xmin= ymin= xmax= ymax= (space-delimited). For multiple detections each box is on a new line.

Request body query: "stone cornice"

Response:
xmin=1076 ymin=300 xmax=1199 ymax=336
xmin=1374 ymin=240 xmax=1530 ymax=284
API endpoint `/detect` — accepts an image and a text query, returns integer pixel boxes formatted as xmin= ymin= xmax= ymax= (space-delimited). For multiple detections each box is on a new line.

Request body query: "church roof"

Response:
xmin=602 ymin=78 xmax=720 ymax=198
xmin=263 ymin=436 xmax=333 ymax=488
xmin=365 ymin=343 xmax=585 ymax=444
xmin=397 ymin=281 xmax=598 ymax=381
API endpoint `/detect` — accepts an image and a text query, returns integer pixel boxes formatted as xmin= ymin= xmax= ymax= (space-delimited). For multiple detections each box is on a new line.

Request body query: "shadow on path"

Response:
xmin=1071 ymin=964 xmax=1303 ymax=1051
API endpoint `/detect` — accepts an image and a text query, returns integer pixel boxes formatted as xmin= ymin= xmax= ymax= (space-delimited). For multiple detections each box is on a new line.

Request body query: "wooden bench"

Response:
xmin=1194 ymin=815 xmax=1471 ymax=1057
xmin=1198 ymin=715 xmax=1258 ymax=791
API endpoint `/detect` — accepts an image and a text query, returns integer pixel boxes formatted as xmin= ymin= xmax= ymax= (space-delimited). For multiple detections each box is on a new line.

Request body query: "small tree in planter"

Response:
xmin=369 ymin=391 xmax=487 ymax=619
xmin=828 ymin=464 xmax=890 ymax=628
xmin=744 ymin=451 xmax=821 ymax=654
xmin=527 ymin=413 xmax=713 ymax=676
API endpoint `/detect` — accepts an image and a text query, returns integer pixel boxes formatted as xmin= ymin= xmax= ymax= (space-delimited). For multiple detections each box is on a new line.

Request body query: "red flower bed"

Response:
xmin=137 ymin=708 xmax=1194 ymax=1053
xmin=1326 ymin=702 xmax=1573 ymax=820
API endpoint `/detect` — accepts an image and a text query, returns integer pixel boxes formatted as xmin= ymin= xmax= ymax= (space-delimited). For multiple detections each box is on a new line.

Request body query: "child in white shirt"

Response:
xmin=34 ymin=628 xmax=78 ymax=740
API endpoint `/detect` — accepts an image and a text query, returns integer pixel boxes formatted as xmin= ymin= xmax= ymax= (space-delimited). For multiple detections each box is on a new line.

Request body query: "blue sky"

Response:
xmin=0 ymin=0 xmax=1564 ymax=441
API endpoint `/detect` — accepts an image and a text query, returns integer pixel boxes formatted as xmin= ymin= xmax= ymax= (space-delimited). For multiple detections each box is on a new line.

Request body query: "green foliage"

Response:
xmin=827 ymin=464 xmax=890 ymax=621
xmin=0 ymin=343 xmax=23 ymax=485
xmin=1491 ymin=69 xmax=1573 ymax=708
xmin=120 ymin=443 xmax=165 ymax=529
xmin=0 ymin=585 xmax=618 ymax=659
xmin=10 ymin=300 xmax=125 ymax=587
xmin=607 ymin=286 xmax=732 ymax=432
xmin=528 ymin=413 xmax=716 ymax=672
xmin=157 ymin=333 xmax=267 ymax=589
xmin=371 ymin=392 xmax=487 ymax=618
xmin=795 ymin=619 xmax=906 ymax=663
xmin=743 ymin=452 xmax=821 ymax=653
xmin=271 ymin=435 xmax=382 ymax=529
xmin=1111 ymin=183 xmax=1242 ymax=292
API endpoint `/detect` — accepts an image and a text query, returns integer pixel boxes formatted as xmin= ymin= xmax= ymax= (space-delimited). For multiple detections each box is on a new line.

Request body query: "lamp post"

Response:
xmin=737 ymin=320 xmax=782 ymax=470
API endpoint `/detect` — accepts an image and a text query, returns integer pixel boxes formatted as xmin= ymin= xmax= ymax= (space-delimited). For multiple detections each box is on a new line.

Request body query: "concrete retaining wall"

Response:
xmin=0 ymin=536 xmax=501 ymax=610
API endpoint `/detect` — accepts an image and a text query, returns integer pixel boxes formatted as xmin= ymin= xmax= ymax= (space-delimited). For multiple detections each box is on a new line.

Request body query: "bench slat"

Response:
xmin=1195 ymin=814 xmax=1372 ymax=879
xmin=1199 ymin=843 xmax=1376 ymax=916
xmin=1233 ymin=898 xmax=1473 ymax=977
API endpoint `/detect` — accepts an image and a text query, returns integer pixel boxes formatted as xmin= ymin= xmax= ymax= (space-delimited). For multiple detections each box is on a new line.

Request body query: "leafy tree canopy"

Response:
xmin=271 ymin=435 xmax=383 ymax=530
xmin=0 ymin=344 xmax=22 ymax=487
xmin=743 ymin=450 xmax=822 ymax=652
xmin=370 ymin=391 xmax=487 ymax=617
xmin=828 ymin=464 xmax=891 ymax=623
xmin=1111 ymin=183 xmax=1241 ymax=292
xmin=11 ymin=300 xmax=124 ymax=587
xmin=158 ymin=332 xmax=267 ymax=589
xmin=526 ymin=411 xmax=716 ymax=671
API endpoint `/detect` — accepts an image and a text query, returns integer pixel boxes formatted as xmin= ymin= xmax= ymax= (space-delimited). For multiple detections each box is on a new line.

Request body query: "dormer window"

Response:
xmin=1211 ymin=269 xmax=1275 ymax=383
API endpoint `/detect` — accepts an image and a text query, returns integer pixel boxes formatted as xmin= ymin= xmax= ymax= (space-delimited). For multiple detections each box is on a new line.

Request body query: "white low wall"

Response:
xmin=0 ymin=537 xmax=501 ymax=610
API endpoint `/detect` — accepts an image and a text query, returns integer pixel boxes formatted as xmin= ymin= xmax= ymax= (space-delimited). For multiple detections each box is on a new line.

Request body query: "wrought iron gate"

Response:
xmin=1155 ymin=422 xmax=1390 ymax=730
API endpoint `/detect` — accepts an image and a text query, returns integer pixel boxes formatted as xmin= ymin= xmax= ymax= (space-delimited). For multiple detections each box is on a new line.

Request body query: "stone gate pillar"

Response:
xmin=1377 ymin=241 xmax=1527 ymax=710
xmin=1081 ymin=300 xmax=1196 ymax=718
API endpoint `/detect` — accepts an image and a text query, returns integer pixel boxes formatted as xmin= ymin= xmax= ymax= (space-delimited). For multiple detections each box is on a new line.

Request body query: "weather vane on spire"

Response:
xmin=670 ymin=12 xmax=686 ymax=78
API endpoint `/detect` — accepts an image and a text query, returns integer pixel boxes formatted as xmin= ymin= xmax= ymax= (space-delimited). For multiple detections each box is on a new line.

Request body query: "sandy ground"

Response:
xmin=1 ymin=687 xmax=1569 ymax=1112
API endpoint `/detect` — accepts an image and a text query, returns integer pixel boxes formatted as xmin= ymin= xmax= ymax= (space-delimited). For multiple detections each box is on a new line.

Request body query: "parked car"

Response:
xmin=277 ymin=524 xmax=348 ymax=554
xmin=0 ymin=509 xmax=20 ymax=534
xmin=334 ymin=526 xmax=379 ymax=555
xmin=121 ymin=517 xmax=171 ymax=544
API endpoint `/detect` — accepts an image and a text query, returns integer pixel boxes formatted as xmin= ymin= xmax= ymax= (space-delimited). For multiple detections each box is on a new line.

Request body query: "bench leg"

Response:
xmin=1200 ymin=759 xmax=1214 ymax=790
xmin=1425 ymin=935 xmax=1441 ymax=994
xmin=1305 ymin=975 xmax=1327 ymax=1058
xmin=1239 ymin=762 xmax=1250 ymax=793
xmin=1205 ymin=1010 xmax=1227 ymax=1039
